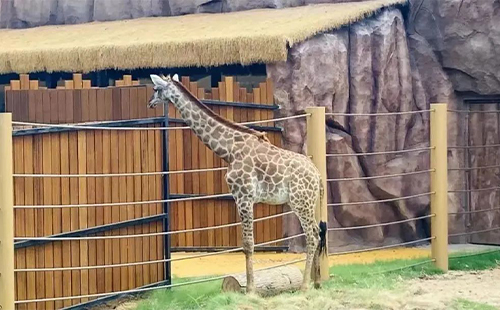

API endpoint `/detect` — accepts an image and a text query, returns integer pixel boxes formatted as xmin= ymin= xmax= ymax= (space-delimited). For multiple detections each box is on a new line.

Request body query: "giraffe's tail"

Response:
xmin=318 ymin=221 xmax=327 ymax=256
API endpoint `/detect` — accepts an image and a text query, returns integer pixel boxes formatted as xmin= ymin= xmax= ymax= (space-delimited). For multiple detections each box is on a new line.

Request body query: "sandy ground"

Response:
xmin=371 ymin=268 xmax=500 ymax=309
xmin=171 ymin=247 xmax=430 ymax=277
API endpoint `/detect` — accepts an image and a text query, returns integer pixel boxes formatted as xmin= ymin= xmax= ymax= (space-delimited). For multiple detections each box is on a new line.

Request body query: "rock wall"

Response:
xmin=267 ymin=8 xmax=467 ymax=252
xmin=407 ymin=0 xmax=500 ymax=95
xmin=0 ymin=0 xmax=380 ymax=28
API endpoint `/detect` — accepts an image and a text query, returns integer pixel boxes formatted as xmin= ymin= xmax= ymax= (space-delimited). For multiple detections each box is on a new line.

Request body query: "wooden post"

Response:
xmin=0 ymin=113 xmax=15 ymax=310
xmin=430 ymin=103 xmax=449 ymax=272
xmin=305 ymin=107 xmax=329 ymax=282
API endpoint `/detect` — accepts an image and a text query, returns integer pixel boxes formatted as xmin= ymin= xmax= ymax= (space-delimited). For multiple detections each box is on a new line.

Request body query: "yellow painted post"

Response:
xmin=430 ymin=103 xmax=449 ymax=272
xmin=305 ymin=107 xmax=329 ymax=282
xmin=0 ymin=113 xmax=15 ymax=310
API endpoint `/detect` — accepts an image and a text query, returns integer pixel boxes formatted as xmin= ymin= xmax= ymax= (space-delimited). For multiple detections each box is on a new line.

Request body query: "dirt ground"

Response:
xmin=372 ymin=268 xmax=500 ymax=309
xmin=171 ymin=247 xmax=430 ymax=278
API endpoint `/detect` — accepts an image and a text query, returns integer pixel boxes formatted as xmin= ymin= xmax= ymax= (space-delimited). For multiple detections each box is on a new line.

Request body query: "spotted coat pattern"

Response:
xmin=149 ymin=74 xmax=323 ymax=292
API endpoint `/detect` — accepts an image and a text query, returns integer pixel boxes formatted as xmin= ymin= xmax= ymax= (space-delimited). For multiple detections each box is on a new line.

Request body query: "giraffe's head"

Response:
xmin=148 ymin=74 xmax=180 ymax=109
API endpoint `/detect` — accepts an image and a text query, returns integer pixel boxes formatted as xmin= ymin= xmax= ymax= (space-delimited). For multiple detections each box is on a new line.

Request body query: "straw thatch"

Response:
xmin=0 ymin=0 xmax=406 ymax=74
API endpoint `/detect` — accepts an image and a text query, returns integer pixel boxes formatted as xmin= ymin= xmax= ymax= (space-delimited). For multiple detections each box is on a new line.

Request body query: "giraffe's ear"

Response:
xmin=150 ymin=74 xmax=167 ymax=87
xmin=172 ymin=74 xmax=179 ymax=82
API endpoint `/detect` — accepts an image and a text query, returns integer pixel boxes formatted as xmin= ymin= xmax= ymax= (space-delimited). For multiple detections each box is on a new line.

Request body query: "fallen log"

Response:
xmin=221 ymin=265 xmax=303 ymax=296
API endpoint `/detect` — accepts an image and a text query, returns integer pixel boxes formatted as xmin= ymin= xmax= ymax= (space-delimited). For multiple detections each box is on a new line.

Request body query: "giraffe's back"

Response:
xmin=227 ymin=137 xmax=321 ymax=205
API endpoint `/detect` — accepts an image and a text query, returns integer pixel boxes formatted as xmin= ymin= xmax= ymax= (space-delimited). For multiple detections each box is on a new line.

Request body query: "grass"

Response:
xmin=135 ymin=250 xmax=500 ymax=310
xmin=452 ymin=299 xmax=498 ymax=310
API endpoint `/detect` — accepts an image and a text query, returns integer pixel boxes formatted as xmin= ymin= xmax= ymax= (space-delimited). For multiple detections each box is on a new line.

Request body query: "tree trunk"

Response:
xmin=221 ymin=265 xmax=303 ymax=296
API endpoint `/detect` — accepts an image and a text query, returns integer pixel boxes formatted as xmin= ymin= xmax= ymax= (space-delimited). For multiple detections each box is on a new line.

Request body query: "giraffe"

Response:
xmin=148 ymin=74 xmax=328 ymax=293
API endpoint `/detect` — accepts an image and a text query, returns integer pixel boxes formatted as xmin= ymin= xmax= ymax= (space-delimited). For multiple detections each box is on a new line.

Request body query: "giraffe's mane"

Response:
xmin=172 ymin=79 xmax=268 ymax=139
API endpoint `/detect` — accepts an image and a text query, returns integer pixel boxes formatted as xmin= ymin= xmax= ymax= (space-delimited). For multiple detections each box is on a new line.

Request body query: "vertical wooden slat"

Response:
xmin=23 ymin=133 xmax=36 ymax=310
xmin=110 ymin=89 xmax=121 ymax=290
xmin=94 ymin=89 xmax=105 ymax=294
xmin=174 ymin=102 xmax=185 ymax=247
xmin=73 ymin=74 xmax=83 ymax=90
xmin=14 ymin=135 xmax=26 ymax=310
xmin=41 ymin=90 xmax=55 ymax=310
xmin=58 ymin=89 xmax=72 ymax=308
xmin=118 ymin=89 xmax=128 ymax=291
xmin=86 ymin=87 xmax=97 ymax=300
xmin=130 ymin=87 xmax=144 ymax=287
xmin=181 ymin=77 xmax=194 ymax=247
xmin=211 ymin=88 xmax=222 ymax=247
xmin=102 ymin=88 xmax=113 ymax=293
xmin=189 ymin=82 xmax=201 ymax=247
xmin=137 ymin=87 xmax=151 ymax=285
xmin=259 ymin=82 xmax=272 ymax=244
xmin=155 ymin=121 xmax=164 ymax=281
xmin=125 ymin=89 xmax=136 ymax=290
xmin=20 ymin=74 xmax=30 ymax=90
xmin=197 ymin=88 xmax=209 ymax=247
xmin=220 ymin=79 xmax=231 ymax=246
xmin=67 ymin=87 xmax=82 ymax=306
xmin=78 ymin=89 xmax=89 ymax=303
xmin=252 ymin=87 xmax=264 ymax=245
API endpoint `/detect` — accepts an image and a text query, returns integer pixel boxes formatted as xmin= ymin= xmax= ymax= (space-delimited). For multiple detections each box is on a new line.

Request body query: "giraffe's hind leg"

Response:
xmin=289 ymin=200 xmax=320 ymax=292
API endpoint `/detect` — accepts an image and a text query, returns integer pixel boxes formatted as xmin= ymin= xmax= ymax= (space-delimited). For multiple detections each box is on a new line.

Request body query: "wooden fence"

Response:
xmin=5 ymin=74 xmax=284 ymax=309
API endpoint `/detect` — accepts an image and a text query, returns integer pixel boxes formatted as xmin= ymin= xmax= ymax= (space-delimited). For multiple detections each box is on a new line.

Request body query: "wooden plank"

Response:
xmin=78 ymin=91 xmax=89 ymax=302
xmin=211 ymin=88 xmax=223 ymax=247
xmin=196 ymin=88 xmax=209 ymax=247
xmin=167 ymin=102 xmax=178 ymax=247
xmin=182 ymin=77 xmax=193 ymax=247
xmin=123 ymin=75 xmax=132 ymax=86
xmin=174 ymin=103 xmax=185 ymax=247
xmin=68 ymin=92 xmax=82 ymax=306
xmin=109 ymin=100 xmax=121 ymax=291
xmin=118 ymin=128 xmax=128 ymax=290
xmin=118 ymin=89 xmax=129 ymax=291
xmin=190 ymin=82 xmax=201 ymax=247
xmin=20 ymin=74 xmax=30 ymax=90
xmin=129 ymin=87 xmax=144 ymax=287
xmin=138 ymin=87 xmax=151 ymax=285
xmin=56 ymin=89 xmax=71 ymax=308
xmin=85 ymin=89 xmax=97 ymax=300
xmin=252 ymin=88 xmax=264 ymax=245
xmin=41 ymin=90 xmax=55 ymax=310
xmin=144 ymin=85 xmax=159 ymax=283
xmin=73 ymin=74 xmax=83 ymax=89
xmin=14 ymin=136 xmax=26 ymax=310
xmin=102 ymin=89 xmax=113 ymax=293
xmin=155 ymin=121 xmax=164 ymax=281
xmin=147 ymin=122 xmax=158 ymax=283
xmin=29 ymin=80 xmax=39 ymax=90
xmin=124 ymin=89 xmax=136 ymax=290
xmin=33 ymin=136 xmax=45 ymax=310
xmin=23 ymin=134 xmax=36 ymax=310
xmin=259 ymin=83 xmax=272 ymax=244
xmin=94 ymin=89 xmax=105 ymax=294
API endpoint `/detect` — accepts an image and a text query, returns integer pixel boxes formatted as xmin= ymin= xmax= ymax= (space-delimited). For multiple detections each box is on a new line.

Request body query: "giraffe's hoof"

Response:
xmin=314 ymin=282 xmax=321 ymax=289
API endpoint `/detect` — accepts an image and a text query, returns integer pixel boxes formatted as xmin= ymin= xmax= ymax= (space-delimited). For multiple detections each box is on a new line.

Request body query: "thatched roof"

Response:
xmin=0 ymin=0 xmax=406 ymax=74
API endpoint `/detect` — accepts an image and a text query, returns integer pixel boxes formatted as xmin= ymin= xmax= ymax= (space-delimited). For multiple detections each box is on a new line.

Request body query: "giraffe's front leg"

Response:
xmin=237 ymin=201 xmax=255 ymax=294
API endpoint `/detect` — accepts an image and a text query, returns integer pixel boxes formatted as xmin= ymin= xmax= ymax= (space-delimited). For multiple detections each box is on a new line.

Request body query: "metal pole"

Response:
xmin=162 ymin=103 xmax=172 ymax=285
xmin=305 ymin=107 xmax=329 ymax=282
xmin=0 ymin=113 xmax=15 ymax=310
xmin=430 ymin=103 xmax=449 ymax=272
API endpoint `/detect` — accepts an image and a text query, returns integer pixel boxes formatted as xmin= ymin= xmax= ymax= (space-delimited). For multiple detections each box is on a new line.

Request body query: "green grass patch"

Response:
xmin=452 ymin=298 xmax=498 ymax=310
xmin=134 ymin=249 xmax=500 ymax=310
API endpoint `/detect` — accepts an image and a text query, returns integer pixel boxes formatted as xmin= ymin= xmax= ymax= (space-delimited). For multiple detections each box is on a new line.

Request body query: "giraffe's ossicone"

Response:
xmin=149 ymin=74 xmax=327 ymax=293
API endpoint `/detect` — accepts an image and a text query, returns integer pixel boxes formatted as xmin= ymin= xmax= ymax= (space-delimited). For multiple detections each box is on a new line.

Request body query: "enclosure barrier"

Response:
xmin=430 ymin=103 xmax=449 ymax=271
xmin=0 ymin=102 xmax=454 ymax=309
xmin=0 ymin=113 xmax=15 ymax=310
xmin=446 ymin=107 xmax=500 ymax=246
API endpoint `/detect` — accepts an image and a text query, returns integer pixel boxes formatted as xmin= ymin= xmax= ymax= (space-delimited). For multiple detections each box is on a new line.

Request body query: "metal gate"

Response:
xmin=463 ymin=96 xmax=500 ymax=246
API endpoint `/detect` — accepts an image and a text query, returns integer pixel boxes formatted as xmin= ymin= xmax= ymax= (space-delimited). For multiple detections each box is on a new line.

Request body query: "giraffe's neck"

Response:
xmin=167 ymin=84 xmax=244 ymax=163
